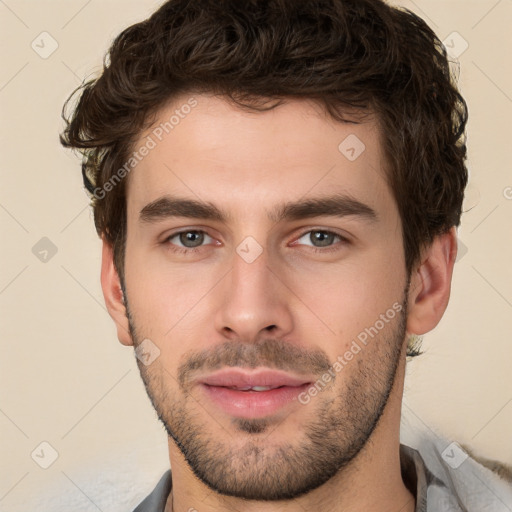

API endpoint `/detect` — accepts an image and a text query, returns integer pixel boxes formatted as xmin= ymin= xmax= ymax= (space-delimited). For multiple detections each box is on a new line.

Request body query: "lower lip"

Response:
xmin=200 ymin=383 xmax=311 ymax=419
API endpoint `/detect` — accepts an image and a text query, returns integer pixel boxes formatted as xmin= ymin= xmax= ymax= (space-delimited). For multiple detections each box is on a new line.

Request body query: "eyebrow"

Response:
xmin=139 ymin=193 xmax=378 ymax=224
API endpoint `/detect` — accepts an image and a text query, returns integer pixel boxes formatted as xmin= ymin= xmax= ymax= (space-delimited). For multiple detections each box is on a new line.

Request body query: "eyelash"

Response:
xmin=163 ymin=230 xmax=214 ymax=255
xmin=294 ymin=229 xmax=349 ymax=253
xmin=163 ymin=229 xmax=349 ymax=255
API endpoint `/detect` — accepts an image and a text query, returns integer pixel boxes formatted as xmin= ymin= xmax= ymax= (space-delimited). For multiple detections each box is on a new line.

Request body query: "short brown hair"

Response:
xmin=60 ymin=0 xmax=467 ymax=292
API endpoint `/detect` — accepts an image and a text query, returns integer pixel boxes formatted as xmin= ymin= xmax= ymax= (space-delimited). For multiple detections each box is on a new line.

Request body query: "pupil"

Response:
xmin=312 ymin=231 xmax=333 ymax=247
xmin=180 ymin=231 xmax=203 ymax=247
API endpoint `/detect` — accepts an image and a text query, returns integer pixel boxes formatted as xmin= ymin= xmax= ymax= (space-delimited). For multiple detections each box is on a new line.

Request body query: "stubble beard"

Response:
xmin=125 ymin=286 xmax=409 ymax=501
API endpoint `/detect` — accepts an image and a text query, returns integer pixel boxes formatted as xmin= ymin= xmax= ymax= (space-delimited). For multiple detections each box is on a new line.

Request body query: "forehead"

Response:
xmin=125 ymin=93 xmax=393 ymax=222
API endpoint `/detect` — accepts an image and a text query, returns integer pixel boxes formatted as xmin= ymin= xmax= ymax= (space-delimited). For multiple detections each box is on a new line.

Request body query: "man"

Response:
xmin=60 ymin=0 xmax=511 ymax=510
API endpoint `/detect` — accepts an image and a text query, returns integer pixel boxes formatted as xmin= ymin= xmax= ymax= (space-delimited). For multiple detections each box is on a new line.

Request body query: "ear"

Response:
xmin=406 ymin=227 xmax=458 ymax=336
xmin=100 ymin=237 xmax=133 ymax=346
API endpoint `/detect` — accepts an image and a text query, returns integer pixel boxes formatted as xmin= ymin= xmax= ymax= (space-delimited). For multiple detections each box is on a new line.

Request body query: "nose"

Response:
xmin=213 ymin=246 xmax=294 ymax=342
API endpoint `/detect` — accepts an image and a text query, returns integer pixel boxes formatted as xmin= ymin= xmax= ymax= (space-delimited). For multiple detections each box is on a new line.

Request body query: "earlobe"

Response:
xmin=100 ymin=237 xmax=133 ymax=346
xmin=406 ymin=227 xmax=458 ymax=336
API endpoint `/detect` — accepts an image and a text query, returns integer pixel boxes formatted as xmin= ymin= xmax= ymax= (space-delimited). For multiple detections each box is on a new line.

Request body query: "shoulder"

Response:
xmin=400 ymin=432 xmax=512 ymax=511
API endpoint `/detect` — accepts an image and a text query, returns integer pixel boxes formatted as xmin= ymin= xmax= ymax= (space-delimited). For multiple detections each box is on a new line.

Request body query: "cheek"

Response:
xmin=284 ymin=251 xmax=406 ymax=351
xmin=124 ymin=246 xmax=221 ymax=339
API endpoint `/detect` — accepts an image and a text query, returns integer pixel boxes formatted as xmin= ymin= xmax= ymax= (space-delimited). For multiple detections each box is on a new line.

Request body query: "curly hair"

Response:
xmin=60 ymin=0 xmax=468 ymax=357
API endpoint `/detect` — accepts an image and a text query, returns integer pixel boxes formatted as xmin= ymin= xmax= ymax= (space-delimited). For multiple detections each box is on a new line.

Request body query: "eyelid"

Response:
xmin=292 ymin=228 xmax=351 ymax=245
xmin=162 ymin=226 xmax=216 ymax=241
xmin=162 ymin=228 xmax=220 ymax=253
xmin=169 ymin=230 xmax=211 ymax=244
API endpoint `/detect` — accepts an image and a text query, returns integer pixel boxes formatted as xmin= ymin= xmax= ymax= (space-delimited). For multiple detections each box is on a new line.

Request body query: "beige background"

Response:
xmin=0 ymin=0 xmax=511 ymax=510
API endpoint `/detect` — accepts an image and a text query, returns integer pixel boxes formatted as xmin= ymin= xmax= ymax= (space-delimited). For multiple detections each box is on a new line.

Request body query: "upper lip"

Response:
xmin=199 ymin=368 xmax=313 ymax=389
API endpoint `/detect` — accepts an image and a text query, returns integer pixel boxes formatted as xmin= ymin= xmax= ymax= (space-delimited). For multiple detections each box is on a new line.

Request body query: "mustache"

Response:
xmin=178 ymin=338 xmax=332 ymax=391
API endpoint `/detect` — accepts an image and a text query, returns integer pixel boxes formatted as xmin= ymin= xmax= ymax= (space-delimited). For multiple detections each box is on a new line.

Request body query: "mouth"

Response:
xmin=197 ymin=368 xmax=313 ymax=419
xmin=214 ymin=384 xmax=289 ymax=391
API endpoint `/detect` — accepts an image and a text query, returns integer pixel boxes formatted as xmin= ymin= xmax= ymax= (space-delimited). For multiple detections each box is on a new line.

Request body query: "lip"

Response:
xmin=200 ymin=368 xmax=312 ymax=389
xmin=197 ymin=368 xmax=313 ymax=419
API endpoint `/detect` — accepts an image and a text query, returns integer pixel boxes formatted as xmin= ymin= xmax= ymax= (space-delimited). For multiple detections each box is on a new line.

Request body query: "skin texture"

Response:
xmin=101 ymin=93 xmax=457 ymax=511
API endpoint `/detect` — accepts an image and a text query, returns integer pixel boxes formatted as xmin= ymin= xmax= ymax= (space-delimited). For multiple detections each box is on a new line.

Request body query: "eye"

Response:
xmin=165 ymin=230 xmax=214 ymax=249
xmin=294 ymin=229 xmax=348 ymax=250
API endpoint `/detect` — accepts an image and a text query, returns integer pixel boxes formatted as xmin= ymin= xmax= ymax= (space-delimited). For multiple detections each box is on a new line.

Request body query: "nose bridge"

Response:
xmin=231 ymin=247 xmax=271 ymax=302
xmin=213 ymin=242 xmax=293 ymax=340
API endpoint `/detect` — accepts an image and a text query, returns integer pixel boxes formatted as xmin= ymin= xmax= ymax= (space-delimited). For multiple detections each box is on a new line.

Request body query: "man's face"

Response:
xmin=122 ymin=94 xmax=409 ymax=500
